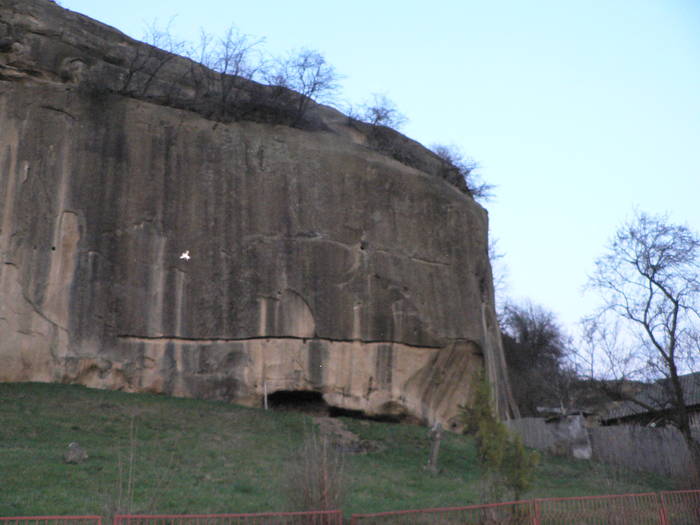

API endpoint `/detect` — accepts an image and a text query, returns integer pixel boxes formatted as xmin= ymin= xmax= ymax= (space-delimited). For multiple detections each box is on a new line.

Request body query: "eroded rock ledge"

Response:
xmin=0 ymin=0 xmax=517 ymax=425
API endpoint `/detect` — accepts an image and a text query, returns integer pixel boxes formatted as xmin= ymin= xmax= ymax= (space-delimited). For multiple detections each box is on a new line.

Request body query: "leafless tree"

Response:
xmin=266 ymin=48 xmax=340 ymax=126
xmin=211 ymin=26 xmax=264 ymax=120
xmin=185 ymin=25 xmax=264 ymax=121
xmin=184 ymin=29 xmax=217 ymax=110
xmin=120 ymin=18 xmax=186 ymax=98
xmin=352 ymin=93 xmax=407 ymax=129
xmin=584 ymin=211 xmax=700 ymax=481
xmin=432 ymin=144 xmax=494 ymax=201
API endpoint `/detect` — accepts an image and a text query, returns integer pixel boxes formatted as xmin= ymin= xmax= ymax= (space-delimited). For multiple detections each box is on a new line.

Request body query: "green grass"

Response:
xmin=0 ymin=383 xmax=674 ymax=516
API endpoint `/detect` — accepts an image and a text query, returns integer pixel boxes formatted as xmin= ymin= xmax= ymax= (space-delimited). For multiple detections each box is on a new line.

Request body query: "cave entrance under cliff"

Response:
xmin=265 ymin=390 xmax=410 ymax=423
xmin=267 ymin=390 xmax=330 ymax=415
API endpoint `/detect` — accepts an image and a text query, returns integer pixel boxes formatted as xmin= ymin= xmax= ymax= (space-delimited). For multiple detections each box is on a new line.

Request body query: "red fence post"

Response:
xmin=657 ymin=492 xmax=669 ymax=525
xmin=531 ymin=499 xmax=541 ymax=525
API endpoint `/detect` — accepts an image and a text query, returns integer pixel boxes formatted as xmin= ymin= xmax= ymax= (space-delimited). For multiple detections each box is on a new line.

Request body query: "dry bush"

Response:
xmin=348 ymin=93 xmax=406 ymax=130
xmin=432 ymin=144 xmax=494 ymax=201
xmin=284 ymin=430 xmax=346 ymax=512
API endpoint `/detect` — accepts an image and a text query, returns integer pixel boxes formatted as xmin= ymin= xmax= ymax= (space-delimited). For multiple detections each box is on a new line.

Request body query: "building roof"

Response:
xmin=602 ymin=372 xmax=700 ymax=422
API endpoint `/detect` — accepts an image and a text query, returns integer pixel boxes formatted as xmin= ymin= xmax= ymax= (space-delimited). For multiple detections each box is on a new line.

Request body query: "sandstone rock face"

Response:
xmin=0 ymin=0 xmax=517 ymax=427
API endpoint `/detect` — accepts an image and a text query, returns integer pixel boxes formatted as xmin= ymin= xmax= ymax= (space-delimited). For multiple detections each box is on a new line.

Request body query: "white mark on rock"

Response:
xmin=179 ymin=250 xmax=190 ymax=261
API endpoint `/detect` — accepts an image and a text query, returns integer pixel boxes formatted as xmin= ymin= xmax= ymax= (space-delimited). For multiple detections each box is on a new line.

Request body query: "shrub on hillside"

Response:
xmin=462 ymin=372 xmax=539 ymax=502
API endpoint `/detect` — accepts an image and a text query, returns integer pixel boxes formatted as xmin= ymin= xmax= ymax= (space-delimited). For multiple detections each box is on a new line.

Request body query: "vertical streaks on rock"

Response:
xmin=375 ymin=344 xmax=393 ymax=389
xmin=0 ymin=0 xmax=520 ymax=424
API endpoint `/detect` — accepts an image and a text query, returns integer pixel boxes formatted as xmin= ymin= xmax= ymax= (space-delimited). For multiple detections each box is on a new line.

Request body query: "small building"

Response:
xmin=601 ymin=372 xmax=700 ymax=428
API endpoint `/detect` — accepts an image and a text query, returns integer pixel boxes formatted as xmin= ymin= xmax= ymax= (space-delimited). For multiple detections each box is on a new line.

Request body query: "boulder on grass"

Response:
xmin=63 ymin=442 xmax=88 ymax=464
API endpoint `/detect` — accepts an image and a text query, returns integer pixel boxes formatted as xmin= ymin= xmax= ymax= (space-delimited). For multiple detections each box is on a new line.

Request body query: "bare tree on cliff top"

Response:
xmin=432 ymin=144 xmax=494 ymax=201
xmin=120 ymin=18 xmax=186 ymax=98
xmin=185 ymin=25 xmax=264 ymax=121
xmin=584 ymin=211 xmax=700 ymax=481
xmin=266 ymin=48 xmax=340 ymax=127
xmin=354 ymin=93 xmax=407 ymax=129
xmin=212 ymin=26 xmax=264 ymax=120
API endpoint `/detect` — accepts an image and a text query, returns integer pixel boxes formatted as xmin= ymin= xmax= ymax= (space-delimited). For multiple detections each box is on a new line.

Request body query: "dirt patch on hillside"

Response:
xmin=313 ymin=416 xmax=383 ymax=454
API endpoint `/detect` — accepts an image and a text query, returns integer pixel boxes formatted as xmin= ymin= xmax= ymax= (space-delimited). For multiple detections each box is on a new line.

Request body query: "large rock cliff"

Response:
xmin=0 ymin=0 xmax=517 ymax=426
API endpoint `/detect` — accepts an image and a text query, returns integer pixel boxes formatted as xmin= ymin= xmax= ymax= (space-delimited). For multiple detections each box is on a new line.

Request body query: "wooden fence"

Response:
xmin=507 ymin=417 xmax=700 ymax=479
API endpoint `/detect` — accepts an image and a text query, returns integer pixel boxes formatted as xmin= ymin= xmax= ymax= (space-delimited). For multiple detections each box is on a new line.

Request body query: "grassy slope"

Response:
xmin=0 ymin=383 xmax=673 ymax=516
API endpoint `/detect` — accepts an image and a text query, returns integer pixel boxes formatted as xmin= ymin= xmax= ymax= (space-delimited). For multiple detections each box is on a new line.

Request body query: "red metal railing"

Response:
xmin=350 ymin=501 xmax=534 ymax=524
xmin=0 ymin=517 xmax=102 ymax=525
xmin=533 ymin=492 xmax=663 ymax=524
xmin=114 ymin=511 xmax=342 ymax=525
xmin=660 ymin=490 xmax=700 ymax=525
xmin=349 ymin=491 xmax=700 ymax=524
xmin=4 ymin=490 xmax=700 ymax=524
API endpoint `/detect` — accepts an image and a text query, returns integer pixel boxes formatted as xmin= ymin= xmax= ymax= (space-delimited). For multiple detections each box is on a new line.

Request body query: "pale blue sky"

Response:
xmin=59 ymin=0 xmax=700 ymax=339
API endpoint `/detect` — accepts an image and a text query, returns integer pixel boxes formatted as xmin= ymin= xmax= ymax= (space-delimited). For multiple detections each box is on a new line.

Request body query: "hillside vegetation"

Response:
xmin=0 ymin=383 xmax=673 ymax=516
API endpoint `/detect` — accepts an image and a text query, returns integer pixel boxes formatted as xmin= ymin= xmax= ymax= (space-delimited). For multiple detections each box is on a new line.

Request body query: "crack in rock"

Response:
xmin=116 ymin=333 xmax=443 ymax=350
